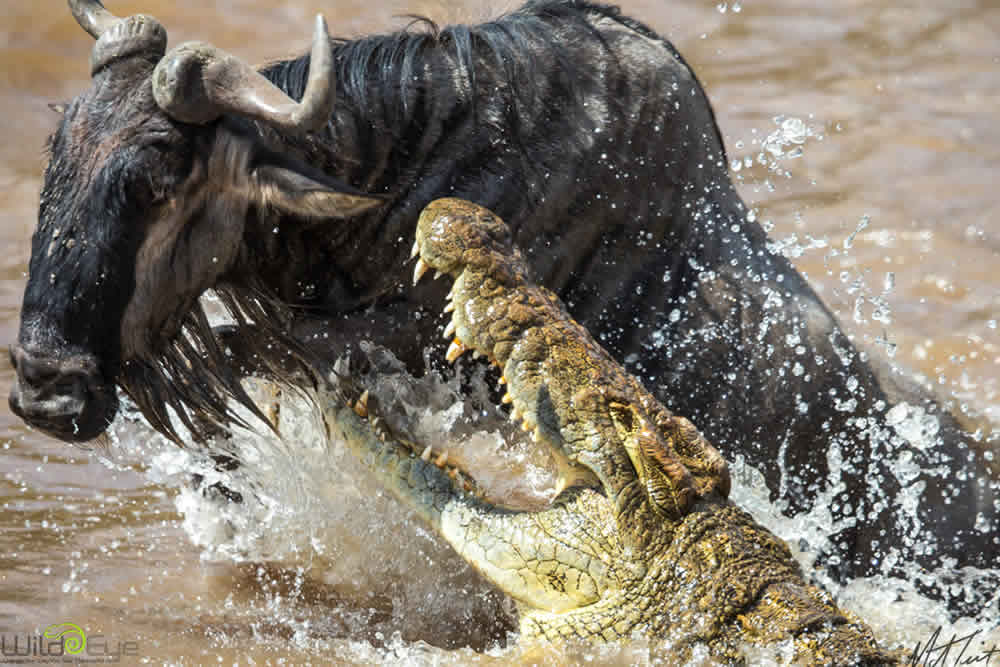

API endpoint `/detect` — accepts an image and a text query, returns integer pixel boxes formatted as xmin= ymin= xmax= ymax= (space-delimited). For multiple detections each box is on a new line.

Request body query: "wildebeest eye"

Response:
xmin=47 ymin=102 xmax=68 ymax=115
xmin=138 ymin=142 xmax=190 ymax=204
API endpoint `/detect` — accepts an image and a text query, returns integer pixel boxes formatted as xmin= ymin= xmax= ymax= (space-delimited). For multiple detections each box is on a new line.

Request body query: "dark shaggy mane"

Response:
xmin=265 ymin=1 xmax=614 ymax=119
xmin=119 ymin=283 xmax=320 ymax=445
xmin=261 ymin=0 xmax=726 ymax=168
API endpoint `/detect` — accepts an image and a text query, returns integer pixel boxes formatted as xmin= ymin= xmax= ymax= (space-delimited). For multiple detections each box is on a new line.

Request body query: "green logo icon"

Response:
xmin=42 ymin=622 xmax=87 ymax=655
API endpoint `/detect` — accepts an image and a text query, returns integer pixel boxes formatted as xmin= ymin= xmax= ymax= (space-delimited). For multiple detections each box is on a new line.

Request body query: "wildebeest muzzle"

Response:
xmin=8 ymin=343 xmax=118 ymax=442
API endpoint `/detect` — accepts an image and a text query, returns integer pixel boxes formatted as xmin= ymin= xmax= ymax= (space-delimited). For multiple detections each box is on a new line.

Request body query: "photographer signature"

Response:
xmin=909 ymin=626 xmax=1000 ymax=666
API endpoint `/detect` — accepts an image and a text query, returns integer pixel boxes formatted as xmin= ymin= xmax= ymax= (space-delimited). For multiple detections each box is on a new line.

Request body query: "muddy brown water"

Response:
xmin=0 ymin=1 xmax=998 ymax=664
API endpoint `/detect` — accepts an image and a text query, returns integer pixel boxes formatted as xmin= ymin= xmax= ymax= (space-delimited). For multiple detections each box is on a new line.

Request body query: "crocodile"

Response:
xmin=316 ymin=198 xmax=897 ymax=663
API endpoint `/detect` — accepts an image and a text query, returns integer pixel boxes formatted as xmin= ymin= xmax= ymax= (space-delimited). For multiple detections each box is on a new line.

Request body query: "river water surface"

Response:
xmin=1 ymin=0 xmax=998 ymax=664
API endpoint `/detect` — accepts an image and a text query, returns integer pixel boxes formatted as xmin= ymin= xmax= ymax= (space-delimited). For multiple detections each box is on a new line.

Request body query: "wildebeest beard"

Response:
xmin=117 ymin=282 xmax=318 ymax=445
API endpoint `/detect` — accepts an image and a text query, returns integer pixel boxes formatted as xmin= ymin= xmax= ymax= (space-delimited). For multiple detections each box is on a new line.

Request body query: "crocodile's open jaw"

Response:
xmin=317 ymin=363 xmax=621 ymax=619
xmin=326 ymin=311 xmax=602 ymax=511
xmin=330 ymin=338 xmax=601 ymax=512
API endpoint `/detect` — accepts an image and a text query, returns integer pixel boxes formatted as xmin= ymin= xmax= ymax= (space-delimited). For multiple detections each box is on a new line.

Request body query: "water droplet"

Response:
xmin=844 ymin=215 xmax=870 ymax=249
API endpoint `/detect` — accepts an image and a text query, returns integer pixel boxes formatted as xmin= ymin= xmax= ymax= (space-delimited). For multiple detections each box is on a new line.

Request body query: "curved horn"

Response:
xmin=152 ymin=15 xmax=335 ymax=134
xmin=68 ymin=0 xmax=120 ymax=39
xmin=69 ymin=1 xmax=167 ymax=75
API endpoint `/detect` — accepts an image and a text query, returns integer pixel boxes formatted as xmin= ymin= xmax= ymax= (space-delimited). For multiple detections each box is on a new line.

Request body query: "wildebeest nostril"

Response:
xmin=12 ymin=346 xmax=99 ymax=394
xmin=19 ymin=355 xmax=63 ymax=388
xmin=51 ymin=372 xmax=87 ymax=399
xmin=12 ymin=346 xmax=66 ymax=390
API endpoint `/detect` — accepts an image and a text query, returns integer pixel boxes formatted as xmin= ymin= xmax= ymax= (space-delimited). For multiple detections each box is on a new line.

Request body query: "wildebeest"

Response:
xmin=9 ymin=0 xmax=998 ymax=604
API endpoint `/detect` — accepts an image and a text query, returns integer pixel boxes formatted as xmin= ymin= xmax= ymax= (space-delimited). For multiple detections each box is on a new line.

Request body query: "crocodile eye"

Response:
xmin=609 ymin=401 xmax=636 ymax=439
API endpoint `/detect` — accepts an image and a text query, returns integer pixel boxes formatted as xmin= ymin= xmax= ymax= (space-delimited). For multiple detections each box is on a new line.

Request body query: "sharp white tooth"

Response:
xmin=499 ymin=375 xmax=507 ymax=385
xmin=501 ymin=393 xmax=513 ymax=405
xmin=434 ymin=270 xmax=444 ymax=280
xmin=522 ymin=419 xmax=535 ymax=432
xmin=411 ymin=239 xmax=420 ymax=259
xmin=421 ymin=445 xmax=432 ymax=461
xmin=472 ymin=350 xmax=482 ymax=359
xmin=446 ymin=340 xmax=466 ymax=363
xmin=511 ymin=407 xmax=522 ymax=422
xmin=435 ymin=450 xmax=449 ymax=466
xmin=443 ymin=301 xmax=454 ymax=313
xmin=553 ymin=475 xmax=568 ymax=498
xmin=413 ymin=258 xmax=430 ymax=285
xmin=444 ymin=320 xmax=456 ymax=338
xmin=532 ymin=427 xmax=541 ymax=442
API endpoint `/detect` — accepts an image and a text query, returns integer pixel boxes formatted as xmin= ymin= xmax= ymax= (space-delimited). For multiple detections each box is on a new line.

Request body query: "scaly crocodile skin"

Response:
xmin=319 ymin=198 xmax=896 ymax=664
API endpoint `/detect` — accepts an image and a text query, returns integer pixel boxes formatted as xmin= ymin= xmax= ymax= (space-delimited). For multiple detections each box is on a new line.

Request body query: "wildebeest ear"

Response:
xmin=48 ymin=102 xmax=68 ymax=115
xmin=253 ymin=164 xmax=385 ymax=220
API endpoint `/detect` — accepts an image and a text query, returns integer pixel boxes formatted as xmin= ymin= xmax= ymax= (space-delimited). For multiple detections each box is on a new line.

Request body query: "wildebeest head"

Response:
xmin=10 ymin=0 xmax=382 ymax=442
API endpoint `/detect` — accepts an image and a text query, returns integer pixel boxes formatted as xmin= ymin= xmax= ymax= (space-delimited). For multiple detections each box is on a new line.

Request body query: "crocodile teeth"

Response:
xmin=499 ymin=375 xmax=507 ymax=385
xmin=444 ymin=320 xmax=456 ymax=339
xmin=443 ymin=301 xmax=454 ymax=313
xmin=413 ymin=258 xmax=430 ymax=285
xmin=511 ymin=407 xmax=522 ymax=422
xmin=501 ymin=393 xmax=514 ymax=405
xmin=420 ymin=445 xmax=432 ymax=461
xmin=532 ymin=427 xmax=541 ymax=442
xmin=435 ymin=450 xmax=449 ymax=466
xmin=434 ymin=270 xmax=444 ymax=280
xmin=353 ymin=390 xmax=369 ymax=418
xmin=446 ymin=340 xmax=467 ymax=363
xmin=522 ymin=418 xmax=536 ymax=432
xmin=410 ymin=239 xmax=420 ymax=259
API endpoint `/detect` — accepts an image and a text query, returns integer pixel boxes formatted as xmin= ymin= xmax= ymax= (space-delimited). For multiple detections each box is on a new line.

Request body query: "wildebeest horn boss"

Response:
xmin=71 ymin=0 xmax=337 ymax=130
xmin=10 ymin=0 xmax=998 ymax=612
